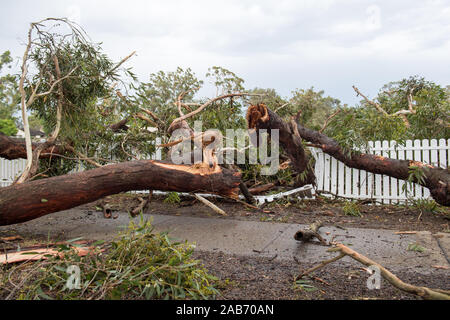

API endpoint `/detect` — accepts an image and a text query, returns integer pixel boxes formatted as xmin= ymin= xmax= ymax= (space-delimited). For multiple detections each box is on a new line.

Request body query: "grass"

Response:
xmin=163 ymin=192 xmax=181 ymax=204
xmin=410 ymin=199 xmax=448 ymax=215
xmin=342 ymin=201 xmax=362 ymax=217
xmin=0 ymin=217 xmax=219 ymax=300
xmin=293 ymin=279 xmax=317 ymax=292
xmin=407 ymin=242 xmax=426 ymax=253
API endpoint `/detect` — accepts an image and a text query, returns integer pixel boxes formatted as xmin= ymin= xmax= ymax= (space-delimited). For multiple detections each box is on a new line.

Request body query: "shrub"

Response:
xmin=2 ymin=218 xmax=219 ymax=300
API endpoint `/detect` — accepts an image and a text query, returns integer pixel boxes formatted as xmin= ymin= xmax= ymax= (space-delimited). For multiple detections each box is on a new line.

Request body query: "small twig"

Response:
xmin=311 ymin=276 xmax=330 ymax=286
xmin=108 ymin=51 xmax=136 ymax=75
xmin=295 ymin=253 xmax=346 ymax=281
xmin=274 ymin=102 xmax=291 ymax=113
xmin=319 ymin=108 xmax=341 ymax=133
xmin=394 ymin=231 xmax=417 ymax=235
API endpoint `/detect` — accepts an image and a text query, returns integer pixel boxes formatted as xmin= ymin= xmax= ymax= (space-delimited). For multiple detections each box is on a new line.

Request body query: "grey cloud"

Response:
xmin=0 ymin=0 xmax=448 ymax=106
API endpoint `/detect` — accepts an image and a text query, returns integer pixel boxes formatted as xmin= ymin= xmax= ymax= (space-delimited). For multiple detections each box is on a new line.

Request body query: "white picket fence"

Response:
xmin=312 ymin=139 xmax=449 ymax=204
xmin=1 ymin=138 xmax=448 ymax=204
xmin=0 ymin=158 xmax=27 ymax=187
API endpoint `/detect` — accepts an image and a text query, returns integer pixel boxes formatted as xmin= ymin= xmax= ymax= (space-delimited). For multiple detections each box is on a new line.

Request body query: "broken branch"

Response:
xmin=193 ymin=194 xmax=227 ymax=216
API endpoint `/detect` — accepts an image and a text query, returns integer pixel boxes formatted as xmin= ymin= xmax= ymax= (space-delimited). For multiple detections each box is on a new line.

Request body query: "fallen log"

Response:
xmin=0 ymin=132 xmax=65 ymax=160
xmin=294 ymin=220 xmax=327 ymax=245
xmin=0 ymin=160 xmax=241 ymax=226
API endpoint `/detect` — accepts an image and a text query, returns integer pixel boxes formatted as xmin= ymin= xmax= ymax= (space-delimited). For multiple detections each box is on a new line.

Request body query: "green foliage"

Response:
xmin=407 ymin=165 xmax=426 ymax=186
xmin=15 ymin=19 xmax=150 ymax=172
xmin=248 ymin=87 xmax=287 ymax=111
xmin=288 ymin=88 xmax=341 ymax=130
xmin=206 ymin=66 xmax=245 ymax=95
xmin=249 ymin=87 xmax=341 ymax=131
xmin=293 ymin=279 xmax=317 ymax=292
xmin=326 ymin=76 xmax=450 ymax=150
xmin=377 ymin=76 xmax=449 ymax=139
xmin=0 ymin=51 xmax=20 ymax=122
xmin=342 ymin=201 xmax=362 ymax=217
xmin=163 ymin=192 xmax=181 ymax=204
xmin=410 ymin=199 xmax=445 ymax=215
xmin=0 ymin=118 xmax=18 ymax=136
xmin=407 ymin=242 xmax=426 ymax=253
xmin=28 ymin=26 xmax=115 ymax=140
xmin=2 ymin=218 xmax=219 ymax=300
xmin=133 ymin=67 xmax=203 ymax=137
xmin=326 ymin=106 xmax=406 ymax=151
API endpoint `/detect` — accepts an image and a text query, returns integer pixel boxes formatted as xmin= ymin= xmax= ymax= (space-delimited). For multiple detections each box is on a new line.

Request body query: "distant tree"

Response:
xmin=288 ymin=88 xmax=341 ymax=131
xmin=325 ymin=76 xmax=450 ymax=149
xmin=0 ymin=51 xmax=20 ymax=122
xmin=27 ymin=114 xmax=44 ymax=132
xmin=133 ymin=67 xmax=204 ymax=138
xmin=0 ymin=118 xmax=18 ymax=136
xmin=249 ymin=87 xmax=342 ymax=131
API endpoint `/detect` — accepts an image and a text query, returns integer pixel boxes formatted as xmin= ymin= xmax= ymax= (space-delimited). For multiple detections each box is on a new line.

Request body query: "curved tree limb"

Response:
xmin=295 ymin=121 xmax=450 ymax=206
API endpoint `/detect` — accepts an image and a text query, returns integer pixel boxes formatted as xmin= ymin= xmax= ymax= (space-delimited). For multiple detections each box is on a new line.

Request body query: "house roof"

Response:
xmin=18 ymin=127 xmax=45 ymax=137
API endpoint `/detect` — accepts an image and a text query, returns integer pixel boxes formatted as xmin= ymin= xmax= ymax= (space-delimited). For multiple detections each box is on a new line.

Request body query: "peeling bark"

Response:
xmin=0 ymin=160 xmax=241 ymax=226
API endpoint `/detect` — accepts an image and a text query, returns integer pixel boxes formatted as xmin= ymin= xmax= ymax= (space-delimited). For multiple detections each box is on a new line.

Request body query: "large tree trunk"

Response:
xmin=246 ymin=104 xmax=450 ymax=206
xmin=246 ymin=104 xmax=315 ymax=186
xmin=0 ymin=160 xmax=241 ymax=226
xmin=246 ymin=104 xmax=308 ymax=173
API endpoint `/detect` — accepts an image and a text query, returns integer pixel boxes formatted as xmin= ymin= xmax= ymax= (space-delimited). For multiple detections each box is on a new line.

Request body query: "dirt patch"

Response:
xmin=193 ymin=251 xmax=450 ymax=300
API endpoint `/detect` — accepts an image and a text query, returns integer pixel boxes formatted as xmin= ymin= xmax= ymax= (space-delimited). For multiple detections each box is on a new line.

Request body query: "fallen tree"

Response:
xmin=246 ymin=103 xmax=450 ymax=206
xmin=0 ymin=160 xmax=241 ymax=226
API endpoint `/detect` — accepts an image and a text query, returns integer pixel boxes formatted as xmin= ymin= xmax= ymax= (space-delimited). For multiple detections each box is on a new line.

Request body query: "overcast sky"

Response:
xmin=1 ymin=0 xmax=449 ymax=105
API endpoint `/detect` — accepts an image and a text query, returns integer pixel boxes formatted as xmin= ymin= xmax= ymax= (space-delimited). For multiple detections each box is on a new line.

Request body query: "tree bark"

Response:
xmin=246 ymin=104 xmax=450 ymax=206
xmin=0 ymin=160 xmax=241 ymax=226
xmin=246 ymin=104 xmax=308 ymax=174
xmin=246 ymin=104 xmax=315 ymax=186
xmin=0 ymin=133 xmax=64 ymax=160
